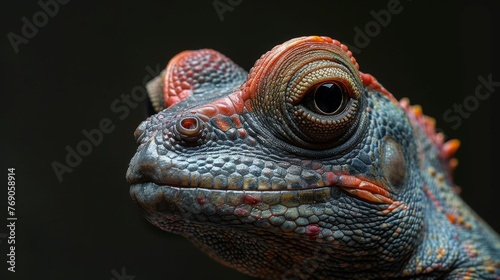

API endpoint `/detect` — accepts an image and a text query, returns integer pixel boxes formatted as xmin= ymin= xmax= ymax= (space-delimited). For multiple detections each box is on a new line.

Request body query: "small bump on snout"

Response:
xmin=380 ymin=137 xmax=407 ymax=192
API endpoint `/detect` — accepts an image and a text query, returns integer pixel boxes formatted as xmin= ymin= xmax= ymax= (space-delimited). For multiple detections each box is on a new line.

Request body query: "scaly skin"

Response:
xmin=126 ymin=36 xmax=500 ymax=279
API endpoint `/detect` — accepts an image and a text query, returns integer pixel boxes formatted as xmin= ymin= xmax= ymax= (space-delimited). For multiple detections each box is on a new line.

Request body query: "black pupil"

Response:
xmin=314 ymin=83 xmax=345 ymax=114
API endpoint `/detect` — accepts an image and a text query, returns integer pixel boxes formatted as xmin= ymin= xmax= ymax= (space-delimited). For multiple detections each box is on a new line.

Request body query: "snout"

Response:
xmin=126 ymin=138 xmax=163 ymax=185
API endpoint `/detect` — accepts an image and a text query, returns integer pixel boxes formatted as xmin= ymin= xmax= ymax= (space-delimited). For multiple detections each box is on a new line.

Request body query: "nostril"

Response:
xmin=176 ymin=116 xmax=202 ymax=136
xmin=174 ymin=115 xmax=206 ymax=146
xmin=178 ymin=117 xmax=200 ymax=135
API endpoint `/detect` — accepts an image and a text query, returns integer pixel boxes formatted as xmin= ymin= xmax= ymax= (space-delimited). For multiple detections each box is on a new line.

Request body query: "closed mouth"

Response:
xmin=129 ymin=175 xmax=394 ymax=226
xmin=129 ymin=181 xmax=335 ymax=231
xmin=128 ymin=172 xmax=394 ymax=206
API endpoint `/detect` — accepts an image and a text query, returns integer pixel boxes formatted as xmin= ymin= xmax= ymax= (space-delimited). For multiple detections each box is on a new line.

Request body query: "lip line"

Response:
xmin=129 ymin=174 xmax=394 ymax=205
xmin=129 ymin=181 xmax=333 ymax=193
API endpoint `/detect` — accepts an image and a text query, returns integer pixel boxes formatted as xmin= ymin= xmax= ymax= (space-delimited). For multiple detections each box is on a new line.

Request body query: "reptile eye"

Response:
xmin=247 ymin=38 xmax=365 ymax=150
xmin=305 ymin=82 xmax=349 ymax=115
xmin=292 ymin=76 xmax=360 ymax=147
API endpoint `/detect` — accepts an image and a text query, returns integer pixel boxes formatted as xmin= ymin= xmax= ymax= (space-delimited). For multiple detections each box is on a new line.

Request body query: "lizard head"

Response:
xmin=126 ymin=36 xmax=440 ymax=278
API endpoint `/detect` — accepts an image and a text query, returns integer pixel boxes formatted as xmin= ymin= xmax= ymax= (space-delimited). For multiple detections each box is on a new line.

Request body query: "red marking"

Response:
xmin=193 ymin=105 xmax=217 ymax=117
xmin=447 ymin=213 xmax=457 ymax=224
xmin=197 ymin=197 xmax=206 ymax=205
xmin=400 ymin=98 xmax=460 ymax=177
xmin=214 ymin=117 xmax=231 ymax=132
xmin=306 ymin=224 xmax=320 ymax=239
xmin=163 ymin=50 xmax=196 ymax=108
xmin=251 ymin=213 xmax=263 ymax=220
xmin=230 ymin=115 xmax=242 ymax=128
xmin=162 ymin=49 xmax=240 ymax=109
xmin=424 ymin=185 xmax=442 ymax=208
xmin=184 ymin=90 xmax=248 ymax=119
xmin=242 ymin=194 xmax=260 ymax=205
xmin=240 ymin=36 xmax=399 ymax=126
xmin=243 ymin=99 xmax=252 ymax=112
xmin=380 ymin=201 xmax=407 ymax=215
xmin=359 ymin=72 xmax=396 ymax=103
xmin=442 ymin=139 xmax=460 ymax=160
xmin=234 ymin=207 xmax=249 ymax=216
xmin=215 ymin=98 xmax=238 ymax=116
xmin=323 ymin=171 xmax=338 ymax=185
xmin=237 ymin=128 xmax=248 ymax=138
xmin=245 ymin=36 xmax=358 ymax=98
xmin=322 ymin=171 xmax=394 ymax=204
xmin=337 ymin=174 xmax=393 ymax=204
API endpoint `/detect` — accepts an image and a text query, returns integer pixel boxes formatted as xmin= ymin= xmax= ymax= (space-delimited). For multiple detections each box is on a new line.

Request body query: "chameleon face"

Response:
xmin=126 ymin=36 xmax=498 ymax=279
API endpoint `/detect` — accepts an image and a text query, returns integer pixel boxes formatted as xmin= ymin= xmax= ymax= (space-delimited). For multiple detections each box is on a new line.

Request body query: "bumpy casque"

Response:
xmin=127 ymin=36 xmax=500 ymax=279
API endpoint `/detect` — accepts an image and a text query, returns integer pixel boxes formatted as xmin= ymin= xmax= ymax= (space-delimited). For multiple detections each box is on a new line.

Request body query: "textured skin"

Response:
xmin=127 ymin=36 xmax=500 ymax=279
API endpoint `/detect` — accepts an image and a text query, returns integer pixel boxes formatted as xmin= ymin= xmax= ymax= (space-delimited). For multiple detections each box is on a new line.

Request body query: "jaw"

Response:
xmin=129 ymin=182 xmax=389 ymax=279
xmin=131 ymin=185 xmax=417 ymax=280
xmin=129 ymin=182 xmax=335 ymax=234
xmin=130 ymin=182 xmax=332 ymax=278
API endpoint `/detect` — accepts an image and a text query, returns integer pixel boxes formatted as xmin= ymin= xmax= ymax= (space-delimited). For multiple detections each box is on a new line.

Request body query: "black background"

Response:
xmin=1 ymin=0 xmax=498 ymax=279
